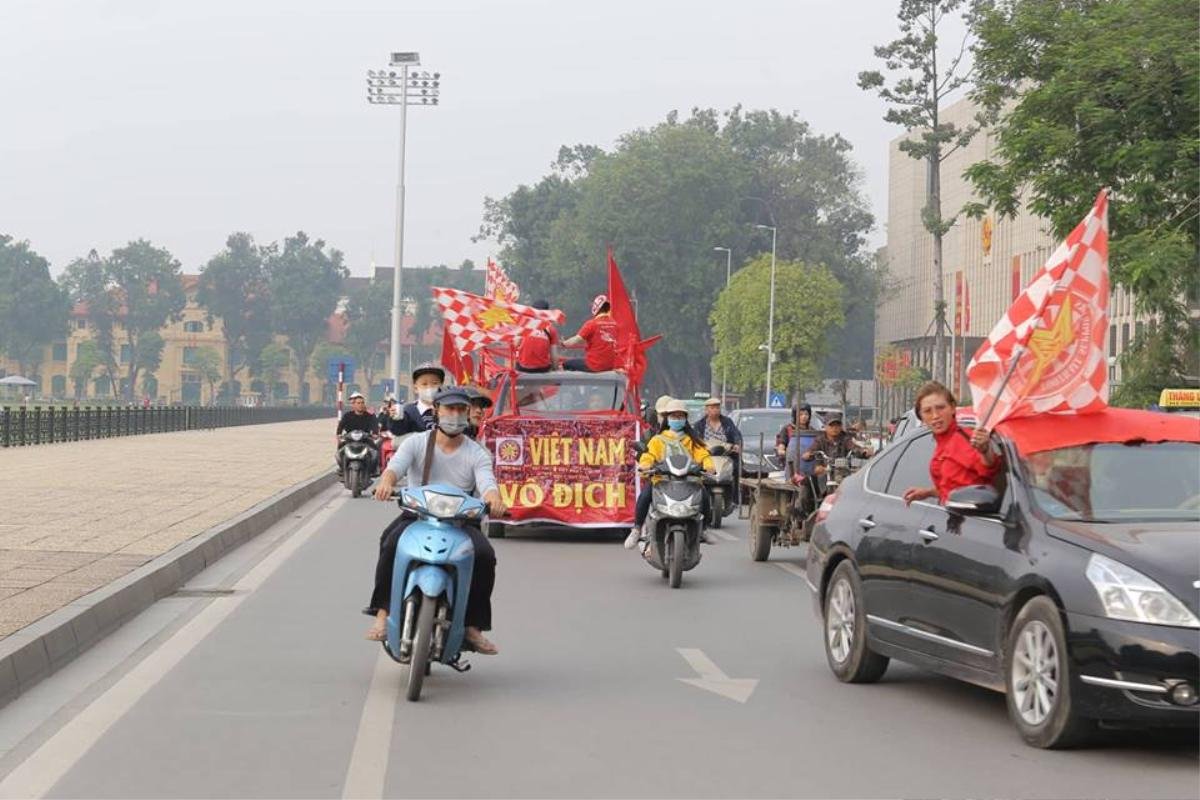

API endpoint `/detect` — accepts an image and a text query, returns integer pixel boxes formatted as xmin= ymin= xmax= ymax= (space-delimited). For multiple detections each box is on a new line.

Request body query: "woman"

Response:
xmin=624 ymin=399 xmax=716 ymax=549
xmin=902 ymin=381 xmax=1000 ymax=505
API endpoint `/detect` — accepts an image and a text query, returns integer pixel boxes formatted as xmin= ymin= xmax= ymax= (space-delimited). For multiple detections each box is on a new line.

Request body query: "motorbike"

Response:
xmin=702 ymin=441 xmax=737 ymax=529
xmin=382 ymin=484 xmax=486 ymax=702
xmin=339 ymin=430 xmax=378 ymax=498
xmin=799 ymin=450 xmax=866 ymax=539
xmin=633 ymin=441 xmax=706 ymax=589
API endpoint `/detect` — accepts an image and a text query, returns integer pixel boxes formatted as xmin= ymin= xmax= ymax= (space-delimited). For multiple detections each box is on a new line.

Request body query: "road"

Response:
xmin=0 ymin=487 xmax=1194 ymax=799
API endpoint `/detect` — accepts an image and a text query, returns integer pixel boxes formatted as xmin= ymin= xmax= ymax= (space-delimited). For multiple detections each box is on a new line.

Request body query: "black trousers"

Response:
xmin=560 ymin=358 xmax=596 ymax=372
xmin=368 ymin=515 xmax=497 ymax=631
xmin=516 ymin=363 xmax=552 ymax=373
xmin=634 ymin=484 xmax=710 ymax=527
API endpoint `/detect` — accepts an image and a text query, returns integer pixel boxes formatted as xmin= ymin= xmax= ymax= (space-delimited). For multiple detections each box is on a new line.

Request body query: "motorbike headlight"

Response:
xmin=665 ymin=498 xmax=698 ymax=517
xmin=1085 ymin=553 xmax=1199 ymax=628
xmin=423 ymin=491 xmax=465 ymax=518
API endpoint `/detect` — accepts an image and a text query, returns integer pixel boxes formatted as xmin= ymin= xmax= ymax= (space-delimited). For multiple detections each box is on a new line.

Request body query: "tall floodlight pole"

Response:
xmin=713 ymin=246 xmax=732 ymax=405
xmin=366 ymin=53 xmax=440 ymax=395
xmin=754 ymin=224 xmax=777 ymax=406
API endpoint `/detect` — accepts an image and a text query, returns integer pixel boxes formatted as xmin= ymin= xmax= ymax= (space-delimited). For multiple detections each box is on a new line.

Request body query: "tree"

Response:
xmin=966 ymin=0 xmax=1199 ymax=405
xmin=711 ymin=256 xmax=846 ymax=399
xmin=266 ymin=232 xmax=348 ymax=404
xmin=343 ymin=281 xmax=391 ymax=390
xmin=197 ymin=233 xmax=273 ymax=391
xmin=254 ymin=342 xmax=292 ymax=402
xmin=859 ymin=0 xmax=978 ymax=383
xmin=0 ymin=235 xmax=69 ymax=379
xmin=69 ymin=340 xmax=104 ymax=400
xmin=190 ymin=346 xmax=224 ymax=405
xmin=60 ymin=250 xmax=120 ymax=396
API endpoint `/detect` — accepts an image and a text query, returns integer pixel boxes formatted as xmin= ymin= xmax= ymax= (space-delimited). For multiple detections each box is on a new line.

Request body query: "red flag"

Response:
xmin=968 ymin=190 xmax=1110 ymax=426
xmin=440 ymin=328 xmax=474 ymax=384
xmin=606 ymin=247 xmax=659 ymax=388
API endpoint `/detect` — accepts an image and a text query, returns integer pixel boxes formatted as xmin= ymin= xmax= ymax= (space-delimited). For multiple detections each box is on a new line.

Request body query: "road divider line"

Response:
xmin=773 ymin=562 xmax=807 ymax=579
xmin=342 ymin=652 xmax=399 ymax=799
xmin=0 ymin=497 xmax=343 ymax=799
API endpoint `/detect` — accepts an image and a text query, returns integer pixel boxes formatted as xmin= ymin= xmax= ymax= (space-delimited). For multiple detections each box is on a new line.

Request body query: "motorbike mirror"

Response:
xmin=946 ymin=484 xmax=1002 ymax=516
xmin=631 ymin=440 xmax=648 ymax=456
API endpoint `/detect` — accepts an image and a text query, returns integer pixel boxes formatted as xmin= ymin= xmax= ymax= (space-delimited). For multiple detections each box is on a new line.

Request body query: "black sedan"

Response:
xmin=805 ymin=408 xmax=1200 ymax=748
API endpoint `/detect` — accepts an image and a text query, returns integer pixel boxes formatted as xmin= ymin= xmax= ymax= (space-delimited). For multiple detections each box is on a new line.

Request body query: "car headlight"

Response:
xmin=1085 ymin=553 xmax=1200 ymax=628
xmin=423 ymin=491 xmax=465 ymax=518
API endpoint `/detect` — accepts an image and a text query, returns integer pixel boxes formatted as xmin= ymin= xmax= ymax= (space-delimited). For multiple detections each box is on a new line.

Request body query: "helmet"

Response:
xmin=654 ymin=394 xmax=673 ymax=414
xmin=348 ymin=391 xmax=365 ymax=401
xmin=591 ymin=294 xmax=609 ymax=315
xmin=411 ymin=362 xmax=445 ymax=383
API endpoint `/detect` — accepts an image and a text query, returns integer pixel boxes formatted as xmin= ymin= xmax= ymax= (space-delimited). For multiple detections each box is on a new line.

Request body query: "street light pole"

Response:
xmin=713 ymin=246 xmax=732 ymax=405
xmin=366 ymin=53 xmax=440 ymax=396
xmin=755 ymin=225 xmax=777 ymax=407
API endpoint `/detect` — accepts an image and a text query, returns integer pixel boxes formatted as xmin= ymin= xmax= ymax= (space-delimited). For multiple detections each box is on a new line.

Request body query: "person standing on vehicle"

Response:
xmin=335 ymin=392 xmax=380 ymax=476
xmin=367 ymin=387 xmax=508 ymax=654
xmin=560 ymin=295 xmax=618 ymax=372
xmin=625 ymin=399 xmax=717 ymax=550
xmin=516 ymin=299 xmax=559 ymax=373
xmin=388 ymin=363 xmax=445 ymax=435
xmin=902 ymin=381 xmax=999 ymax=505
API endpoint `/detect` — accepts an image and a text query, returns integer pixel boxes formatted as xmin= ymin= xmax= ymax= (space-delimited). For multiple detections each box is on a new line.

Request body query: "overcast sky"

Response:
xmin=1 ymin=0 xmax=936 ymax=278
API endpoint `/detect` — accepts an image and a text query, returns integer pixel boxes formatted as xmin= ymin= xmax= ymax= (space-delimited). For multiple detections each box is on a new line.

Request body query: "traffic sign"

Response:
xmin=768 ymin=392 xmax=787 ymax=408
xmin=327 ymin=357 xmax=356 ymax=385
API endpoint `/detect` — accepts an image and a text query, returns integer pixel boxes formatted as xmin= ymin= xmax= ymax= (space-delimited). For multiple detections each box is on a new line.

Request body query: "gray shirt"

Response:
xmin=385 ymin=431 xmax=498 ymax=496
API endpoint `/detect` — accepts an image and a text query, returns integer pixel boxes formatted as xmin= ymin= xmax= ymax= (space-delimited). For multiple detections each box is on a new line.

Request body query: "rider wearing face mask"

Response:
xmin=388 ymin=363 xmax=445 ymax=436
xmin=367 ymin=387 xmax=509 ymax=654
xmin=624 ymin=399 xmax=717 ymax=550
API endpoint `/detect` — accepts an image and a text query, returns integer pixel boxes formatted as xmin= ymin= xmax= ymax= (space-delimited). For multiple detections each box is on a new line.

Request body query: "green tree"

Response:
xmin=0 ymin=235 xmax=69 ymax=379
xmin=254 ymin=342 xmax=292 ymax=402
xmin=859 ymin=0 xmax=978 ymax=383
xmin=966 ymin=0 xmax=1199 ymax=405
xmin=711 ymin=256 xmax=846 ymax=398
xmin=190 ymin=346 xmax=224 ymax=405
xmin=343 ymin=281 xmax=391 ymax=390
xmin=60 ymin=250 xmax=121 ymax=396
xmin=197 ymin=233 xmax=273 ymax=391
xmin=69 ymin=340 xmax=104 ymax=400
xmin=266 ymin=232 xmax=348 ymax=403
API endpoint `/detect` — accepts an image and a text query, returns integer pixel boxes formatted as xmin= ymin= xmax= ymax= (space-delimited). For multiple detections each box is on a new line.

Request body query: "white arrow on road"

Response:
xmin=675 ymin=648 xmax=758 ymax=703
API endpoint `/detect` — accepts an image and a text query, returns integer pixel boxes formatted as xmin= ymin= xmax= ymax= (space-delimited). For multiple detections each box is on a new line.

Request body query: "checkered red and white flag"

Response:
xmin=484 ymin=258 xmax=520 ymax=303
xmin=432 ymin=287 xmax=563 ymax=355
xmin=968 ymin=189 xmax=1110 ymax=427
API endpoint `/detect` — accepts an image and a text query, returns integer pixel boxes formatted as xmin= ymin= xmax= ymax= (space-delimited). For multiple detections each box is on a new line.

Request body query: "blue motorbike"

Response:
xmin=382 ymin=484 xmax=486 ymax=701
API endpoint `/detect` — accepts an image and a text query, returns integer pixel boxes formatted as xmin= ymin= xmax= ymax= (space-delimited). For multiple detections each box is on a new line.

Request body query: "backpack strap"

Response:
xmin=420 ymin=429 xmax=438 ymax=486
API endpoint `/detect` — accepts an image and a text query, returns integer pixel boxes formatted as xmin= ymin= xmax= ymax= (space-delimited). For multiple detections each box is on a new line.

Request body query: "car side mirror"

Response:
xmin=631 ymin=440 xmax=647 ymax=456
xmin=946 ymin=484 xmax=1001 ymax=516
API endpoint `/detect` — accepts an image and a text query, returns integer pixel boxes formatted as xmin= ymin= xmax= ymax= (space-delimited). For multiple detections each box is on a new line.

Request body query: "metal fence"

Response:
xmin=1 ymin=405 xmax=331 ymax=448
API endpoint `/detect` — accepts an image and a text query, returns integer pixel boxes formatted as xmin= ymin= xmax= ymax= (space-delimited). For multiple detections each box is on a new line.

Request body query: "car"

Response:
xmin=805 ymin=407 xmax=1200 ymax=748
xmin=728 ymin=407 xmax=791 ymax=480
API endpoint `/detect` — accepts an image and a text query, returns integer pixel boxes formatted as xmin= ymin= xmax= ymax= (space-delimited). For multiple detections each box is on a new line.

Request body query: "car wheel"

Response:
xmin=823 ymin=560 xmax=888 ymax=683
xmin=1005 ymin=597 xmax=1093 ymax=748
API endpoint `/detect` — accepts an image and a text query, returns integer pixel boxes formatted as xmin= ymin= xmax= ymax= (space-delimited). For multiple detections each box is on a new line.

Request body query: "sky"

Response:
xmin=0 ymin=0 xmax=935 ymax=278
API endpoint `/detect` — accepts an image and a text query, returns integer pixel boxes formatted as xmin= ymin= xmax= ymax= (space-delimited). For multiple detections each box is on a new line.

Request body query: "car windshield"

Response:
xmin=736 ymin=412 xmax=790 ymax=443
xmin=511 ymin=377 xmax=623 ymax=413
xmin=1021 ymin=442 xmax=1200 ymax=522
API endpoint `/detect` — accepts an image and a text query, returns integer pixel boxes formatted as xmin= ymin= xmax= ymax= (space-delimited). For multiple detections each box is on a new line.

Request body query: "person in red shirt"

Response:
xmin=516 ymin=299 xmax=559 ymax=373
xmin=560 ymin=294 xmax=618 ymax=372
xmin=903 ymin=381 xmax=1000 ymax=505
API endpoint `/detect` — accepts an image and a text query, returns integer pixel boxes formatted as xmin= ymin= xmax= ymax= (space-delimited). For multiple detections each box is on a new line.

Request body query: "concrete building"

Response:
xmin=876 ymin=96 xmax=1147 ymax=422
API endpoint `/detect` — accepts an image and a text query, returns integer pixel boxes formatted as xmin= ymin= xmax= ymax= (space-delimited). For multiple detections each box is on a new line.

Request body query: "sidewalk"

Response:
xmin=0 ymin=418 xmax=335 ymax=640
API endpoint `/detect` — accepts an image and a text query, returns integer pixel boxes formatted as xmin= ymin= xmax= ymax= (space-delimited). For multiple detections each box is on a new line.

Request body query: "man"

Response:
xmin=376 ymin=394 xmax=398 ymax=432
xmin=335 ymin=392 xmax=379 ymax=476
xmin=367 ymin=387 xmax=508 ymax=654
xmin=801 ymin=414 xmax=873 ymax=474
xmin=464 ymin=385 xmax=493 ymax=439
xmin=560 ymin=294 xmax=618 ymax=372
xmin=388 ymin=363 xmax=444 ymax=435
xmin=516 ymin=299 xmax=559 ymax=373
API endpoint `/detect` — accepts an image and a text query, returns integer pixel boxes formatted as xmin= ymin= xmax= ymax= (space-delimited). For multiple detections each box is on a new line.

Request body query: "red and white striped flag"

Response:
xmin=968 ymin=189 xmax=1110 ymax=427
xmin=484 ymin=258 xmax=520 ymax=303
xmin=432 ymin=287 xmax=563 ymax=355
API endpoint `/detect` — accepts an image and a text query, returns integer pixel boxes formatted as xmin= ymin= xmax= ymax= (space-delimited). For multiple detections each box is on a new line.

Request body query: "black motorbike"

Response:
xmin=339 ymin=429 xmax=378 ymax=498
xmin=702 ymin=441 xmax=737 ymax=529
xmin=633 ymin=441 xmax=706 ymax=589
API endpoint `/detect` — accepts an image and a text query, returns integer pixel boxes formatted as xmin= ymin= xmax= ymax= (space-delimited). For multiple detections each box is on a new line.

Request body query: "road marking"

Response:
xmin=675 ymin=648 xmax=758 ymax=704
xmin=341 ymin=651 xmax=399 ymax=799
xmin=773 ymin=562 xmax=807 ymax=579
xmin=712 ymin=530 xmax=738 ymax=542
xmin=0 ymin=496 xmax=343 ymax=800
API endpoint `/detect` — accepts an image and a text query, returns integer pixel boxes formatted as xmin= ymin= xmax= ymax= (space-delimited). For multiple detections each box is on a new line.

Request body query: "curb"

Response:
xmin=0 ymin=469 xmax=339 ymax=709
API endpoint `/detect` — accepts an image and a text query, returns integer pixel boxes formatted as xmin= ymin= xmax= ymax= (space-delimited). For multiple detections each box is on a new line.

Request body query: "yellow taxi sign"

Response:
xmin=1159 ymin=388 xmax=1200 ymax=408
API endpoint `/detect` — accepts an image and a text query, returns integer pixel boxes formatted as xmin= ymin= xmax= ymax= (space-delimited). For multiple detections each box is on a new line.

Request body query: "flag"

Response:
xmin=967 ymin=190 xmax=1110 ymax=427
xmin=606 ymin=247 xmax=658 ymax=388
xmin=432 ymin=287 xmax=564 ymax=356
xmin=440 ymin=328 xmax=474 ymax=384
xmin=485 ymin=258 xmax=520 ymax=303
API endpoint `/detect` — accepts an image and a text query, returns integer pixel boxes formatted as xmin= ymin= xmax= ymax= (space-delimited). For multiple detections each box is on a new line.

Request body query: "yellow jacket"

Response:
xmin=639 ymin=430 xmax=714 ymax=482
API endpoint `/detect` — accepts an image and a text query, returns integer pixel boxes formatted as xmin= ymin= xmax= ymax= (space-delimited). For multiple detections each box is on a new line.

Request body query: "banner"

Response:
xmin=485 ymin=415 xmax=639 ymax=527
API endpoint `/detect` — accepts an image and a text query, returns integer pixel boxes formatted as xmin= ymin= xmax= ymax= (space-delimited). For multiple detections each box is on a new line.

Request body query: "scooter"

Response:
xmin=799 ymin=451 xmax=867 ymax=539
xmin=703 ymin=441 xmax=737 ymax=529
xmin=339 ymin=430 xmax=378 ymax=498
xmin=382 ymin=484 xmax=486 ymax=701
xmin=633 ymin=441 xmax=706 ymax=589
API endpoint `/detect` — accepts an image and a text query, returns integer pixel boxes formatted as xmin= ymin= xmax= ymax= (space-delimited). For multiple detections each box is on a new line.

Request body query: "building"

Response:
xmin=876 ymin=96 xmax=1148 ymax=422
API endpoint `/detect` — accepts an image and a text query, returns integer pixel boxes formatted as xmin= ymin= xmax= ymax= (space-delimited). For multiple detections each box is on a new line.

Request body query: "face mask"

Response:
xmin=667 ymin=418 xmax=686 ymax=432
xmin=437 ymin=414 xmax=468 ymax=436
xmin=417 ymin=387 xmax=439 ymax=404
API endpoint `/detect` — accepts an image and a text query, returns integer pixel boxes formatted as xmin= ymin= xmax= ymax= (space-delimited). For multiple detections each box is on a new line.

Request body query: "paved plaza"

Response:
xmin=0 ymin=419 xmax=334 ymax=638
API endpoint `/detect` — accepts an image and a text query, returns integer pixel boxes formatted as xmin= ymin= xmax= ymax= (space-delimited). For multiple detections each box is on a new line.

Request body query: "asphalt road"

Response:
xmin=0 ymin=487 xmax=1195 ymax=799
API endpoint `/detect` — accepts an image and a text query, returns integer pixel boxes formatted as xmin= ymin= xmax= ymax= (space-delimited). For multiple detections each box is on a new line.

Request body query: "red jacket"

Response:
xmin=930 ymin=421 xmax=1000 ymax=503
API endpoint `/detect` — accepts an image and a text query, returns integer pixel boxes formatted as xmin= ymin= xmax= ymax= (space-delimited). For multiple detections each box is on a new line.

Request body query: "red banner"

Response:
xmin=483 ymin=415 xmax=640 ymax=527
